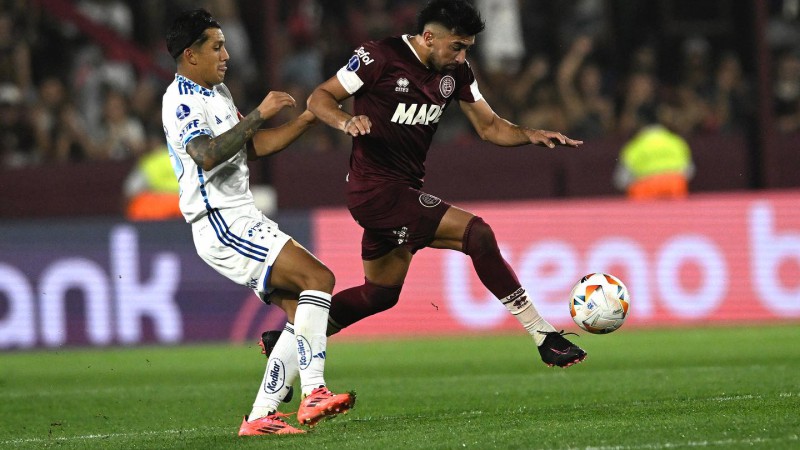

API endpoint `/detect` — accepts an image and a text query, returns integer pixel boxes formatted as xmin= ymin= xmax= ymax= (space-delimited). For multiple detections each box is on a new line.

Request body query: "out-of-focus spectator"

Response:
xmin=617 ymin=70 xmax=659 ymax=136
xmin=30 ymin=76 xmax=94 ymax=163
xmin=0 ymin=83 xmax=36 ymax=167
xmin=707 ymin=51 xmax=753 ymax=133
xmin=0 ymin=12 xmax=33 ymax=96
xmin=613 ymin=111 xmax=695 ymax=200
xmin=774 ymin=50 xmax=800 ymax=132
xmin=679 ymin=36 xmax=713 ymax=98
xmin=476 ymin=0 xmax=525 ymax=75
xmin=90 ymin=87 xmax=146 ymax=160
xmin=71 ymin=0 xmax=137 ymax=131
xmin=205 ymin=0 xmax=257 ymax=84
xmin=347 ymin=0 xmax=393 ymax=44
xmin=556 ymin=35 xmax=614 ymax=138
xmin=129 ymin=76 xmax=164 ymax=136
xmin=77 ymin=0 xmax=134 ymax=39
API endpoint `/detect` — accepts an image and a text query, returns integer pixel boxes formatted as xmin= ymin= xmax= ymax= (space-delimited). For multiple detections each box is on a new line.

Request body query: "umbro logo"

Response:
xmin=395 ymin=77 xmax=410 ymax=93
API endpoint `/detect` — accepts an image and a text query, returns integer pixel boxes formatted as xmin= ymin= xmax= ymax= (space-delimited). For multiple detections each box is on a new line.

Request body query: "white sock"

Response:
xmin=501 ymin=287 xmax=556 ymax=346
xmin=249 ymin=323 xmax=298 ymax=420
xmin=294 ymin=290 xmax=331 ymax=396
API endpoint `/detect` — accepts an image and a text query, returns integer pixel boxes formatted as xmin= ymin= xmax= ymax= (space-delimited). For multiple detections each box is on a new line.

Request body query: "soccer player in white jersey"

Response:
xmin=162 ymin=8 xmax=354 ymax=436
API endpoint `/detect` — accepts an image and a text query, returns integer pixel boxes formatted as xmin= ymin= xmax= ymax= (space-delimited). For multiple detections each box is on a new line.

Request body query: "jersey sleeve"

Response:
xmin=456 ymin=60 xmax=484 ymax=103
xmin=336 ymin=41 xmax=387 ymax=95
xmin=166 ymin=94 xmax=212 ymax=149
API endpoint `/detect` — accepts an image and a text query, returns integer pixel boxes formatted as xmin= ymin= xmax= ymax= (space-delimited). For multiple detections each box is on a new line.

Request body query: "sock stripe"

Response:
xmin=298 ymin=298 xmax=331 ymax=310
xmin=298 ymin=293 xmax=332 ymax=310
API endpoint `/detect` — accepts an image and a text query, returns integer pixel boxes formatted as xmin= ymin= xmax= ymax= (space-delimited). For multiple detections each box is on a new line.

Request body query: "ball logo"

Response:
xmin=439 ymin=75 xmax=455 ymax=98
xmin=346 ymin=55 xmax=360 ymax=72
xmin=176 ymin=104 xmax=191 ymax=120
xmin=262 ymin=359 xmax=286 ymax=394
xmin=419 ymin=193 xmax=442 ymax=208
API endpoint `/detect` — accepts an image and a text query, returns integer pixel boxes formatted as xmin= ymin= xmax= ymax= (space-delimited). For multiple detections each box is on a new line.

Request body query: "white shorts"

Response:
xmin=191 ymin=204 xmax=292 ymax=303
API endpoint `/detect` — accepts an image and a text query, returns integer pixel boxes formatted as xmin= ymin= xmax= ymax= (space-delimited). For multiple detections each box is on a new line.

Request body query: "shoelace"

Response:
xmin=306 ymin=387 xmax=332 ymax=400
xmin=266 ymin=411 xmax=296 ymax=423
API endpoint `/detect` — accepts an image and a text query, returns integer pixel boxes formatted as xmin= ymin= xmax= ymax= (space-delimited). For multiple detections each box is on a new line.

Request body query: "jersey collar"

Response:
xmin=402 ymin=34 xmax=428 ymax=69
xmin=175 ymin=74 xmax=215 ymax=97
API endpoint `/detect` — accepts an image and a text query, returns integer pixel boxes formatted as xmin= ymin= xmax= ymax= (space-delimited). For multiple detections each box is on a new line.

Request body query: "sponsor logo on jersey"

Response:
xmin=178 ymin=119 xmax=201 ymax=141
xmin=395 ymin=77 xmax=410 ymax=93
xmin=419 ymin=193 xmax=442 ymax=208
xmin=390 ymin=103 xmax=445 ymax=126
xmin=439 ymin=75 xmax=455 ymax=98
xmin=176 ymin=104 xmax=191 ymax=120
xmin=355 ymin=46 xmax=374 ymax=66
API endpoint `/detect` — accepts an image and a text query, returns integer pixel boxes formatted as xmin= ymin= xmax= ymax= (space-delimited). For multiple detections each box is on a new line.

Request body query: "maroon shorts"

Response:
xmin=347 ymin=182 xmax=451 ymax=260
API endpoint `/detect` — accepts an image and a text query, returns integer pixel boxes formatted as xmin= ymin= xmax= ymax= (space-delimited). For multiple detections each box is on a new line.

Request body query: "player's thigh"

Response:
xmin=269 ymin=239 xmax=335 ymax=294
xmin=363 ymin=246 xmax=413 ymax=286
xmin=429 ymin=205 xmax=476 ymax=250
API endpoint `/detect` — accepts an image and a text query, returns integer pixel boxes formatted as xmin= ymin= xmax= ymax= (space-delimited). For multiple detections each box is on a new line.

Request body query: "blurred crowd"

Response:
xmin=1 ymin=0 xmax=799 ymax=169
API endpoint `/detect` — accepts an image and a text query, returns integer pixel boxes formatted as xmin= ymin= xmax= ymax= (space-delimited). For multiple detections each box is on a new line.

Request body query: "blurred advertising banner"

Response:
xmin=0 ymin=219 xmax=301 ymax=349
xmin=3 ymin=191 xmax=800 ymax=349
xmin=314 ymin=190 xmax=800 ymax=338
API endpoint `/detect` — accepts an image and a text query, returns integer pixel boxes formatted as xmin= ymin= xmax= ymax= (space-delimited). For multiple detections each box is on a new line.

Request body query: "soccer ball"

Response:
xmin=569 ymin=273 xmax=630 ymax=334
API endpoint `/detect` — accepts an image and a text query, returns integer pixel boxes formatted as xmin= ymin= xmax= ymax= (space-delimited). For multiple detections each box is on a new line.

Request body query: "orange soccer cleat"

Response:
xmin=238 ymin=413 xmax=306 ymax=436
xmin=296 ymin=387 xmax=356 ymax=426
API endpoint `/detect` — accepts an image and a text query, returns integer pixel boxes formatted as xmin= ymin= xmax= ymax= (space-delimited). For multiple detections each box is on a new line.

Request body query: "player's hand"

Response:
xmin=258 ymin=91 xmax=297 ymax=120
xmin=342 ymin=115 xmax=371 ymax=136
xmin=528 ymin=129 xmax=583 ymax=148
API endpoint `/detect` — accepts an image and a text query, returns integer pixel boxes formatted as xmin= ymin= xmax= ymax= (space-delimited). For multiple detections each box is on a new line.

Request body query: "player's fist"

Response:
xmin=258 ymin=91 xmax=297 ymax=120
xmin=342 ymin=115 xmax=371 ymax=136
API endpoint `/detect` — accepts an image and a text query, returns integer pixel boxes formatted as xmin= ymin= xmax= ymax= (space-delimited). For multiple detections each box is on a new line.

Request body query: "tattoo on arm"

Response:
xmin=187 ymin=110 xmax=265 ymax=170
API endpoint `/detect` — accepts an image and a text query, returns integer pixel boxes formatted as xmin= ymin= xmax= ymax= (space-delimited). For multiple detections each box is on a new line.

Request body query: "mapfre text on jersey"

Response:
xmin=390 ymin=103 xmax=445 ymax=126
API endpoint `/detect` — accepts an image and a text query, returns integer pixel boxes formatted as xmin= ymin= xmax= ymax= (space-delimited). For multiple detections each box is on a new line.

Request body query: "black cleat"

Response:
xmin=537 ymin=331 xmax=587 ymax=368
xmin=259 ymin=330 xmax=294 ymax=403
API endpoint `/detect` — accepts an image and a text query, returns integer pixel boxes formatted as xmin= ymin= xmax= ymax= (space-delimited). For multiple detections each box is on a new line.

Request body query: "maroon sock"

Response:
xmin=329 ymin=279 xmax=402 ymax=329
xmin=463 ymin=216 xmax=521 ymax=298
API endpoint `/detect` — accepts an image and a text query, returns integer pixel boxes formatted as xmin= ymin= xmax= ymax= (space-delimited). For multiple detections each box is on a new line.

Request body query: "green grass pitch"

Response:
xmin=1 ymin=325 xmax=798 ymax=449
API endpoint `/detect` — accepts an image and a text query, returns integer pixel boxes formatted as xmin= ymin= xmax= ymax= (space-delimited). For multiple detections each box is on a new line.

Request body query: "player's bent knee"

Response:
xmin=463 ymin=216 xmax=499 ymax=256
xmin=300 ymin=264 xmax=335 ymax=293
xmin=364 ymin=280 xmax=401 ymax=313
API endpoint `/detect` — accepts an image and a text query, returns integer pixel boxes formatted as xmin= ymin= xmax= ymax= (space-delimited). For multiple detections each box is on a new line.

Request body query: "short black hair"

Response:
xmin=166 ymin=8 xmax=221 ymax=60
xmin=416 ymin=0 xmax=485 ymax=36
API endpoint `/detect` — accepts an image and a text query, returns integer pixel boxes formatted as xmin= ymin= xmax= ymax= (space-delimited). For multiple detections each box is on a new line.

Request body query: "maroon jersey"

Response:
xmin=336 ymin=35 xmax=483 ymax=193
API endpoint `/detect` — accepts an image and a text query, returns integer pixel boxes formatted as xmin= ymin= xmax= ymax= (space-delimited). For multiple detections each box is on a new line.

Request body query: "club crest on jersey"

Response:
xmin=176 ymin=104 xmax=190 ymax=119
xmin=439 ymin=75 xmax=455 ymax=98
xmin=395 ymin=77 xmax=410 ymax=93
xmin=419 ymin=193 xmax=441 ymax=208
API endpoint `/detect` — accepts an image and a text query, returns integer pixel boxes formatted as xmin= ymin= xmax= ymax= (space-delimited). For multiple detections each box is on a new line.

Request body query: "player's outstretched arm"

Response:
xmin=459 ymin=98 xmax=583 ymax=148
xmin=248 ymin=110 xmax=316 ymax=159
xmin=308 ymin=75 xmax=371 ymax=137
xmin=186 ymin=91 xmax=296 ymax=170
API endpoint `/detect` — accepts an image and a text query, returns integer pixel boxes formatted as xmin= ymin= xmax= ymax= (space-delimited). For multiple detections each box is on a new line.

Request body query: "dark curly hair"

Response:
xmin=416 ymin=0 xmax=485 ymax=36
xmin=166 ymin=8 xmax=221 ymax=60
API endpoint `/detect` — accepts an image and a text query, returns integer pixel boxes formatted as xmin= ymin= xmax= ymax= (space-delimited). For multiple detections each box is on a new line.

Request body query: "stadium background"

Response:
xmin=1 ymin=0 xmax=800 ymax=349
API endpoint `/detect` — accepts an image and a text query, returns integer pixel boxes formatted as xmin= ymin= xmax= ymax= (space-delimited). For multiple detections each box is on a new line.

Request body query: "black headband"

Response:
xmin=170 ymin=26 xmax=209 ymax=59
xmin=167 ymin=9 xmax=221 ymax=59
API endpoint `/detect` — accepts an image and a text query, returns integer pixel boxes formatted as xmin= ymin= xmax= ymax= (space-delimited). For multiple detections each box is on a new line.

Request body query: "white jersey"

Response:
xmin=162 ymin=74 xmax=254 ymax=223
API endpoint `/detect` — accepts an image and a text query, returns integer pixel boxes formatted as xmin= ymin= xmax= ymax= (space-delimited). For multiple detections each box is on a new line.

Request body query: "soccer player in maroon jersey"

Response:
xmin=306 ymin=0 xmax=586 ymax=368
